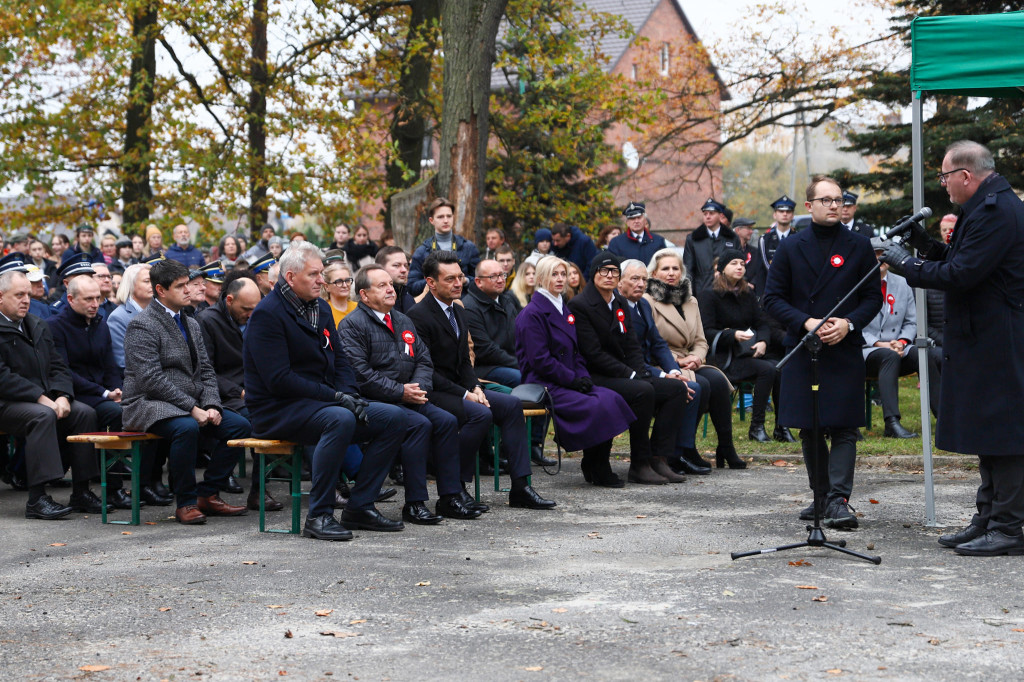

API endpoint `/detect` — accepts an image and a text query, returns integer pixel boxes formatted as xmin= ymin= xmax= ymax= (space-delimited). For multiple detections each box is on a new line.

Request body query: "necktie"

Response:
xmin=384 ymin=312 xmax=394 ymax=332
xmin=173 ymin=312 xmax=188 ymax=341
xmin=881 ymin=279 xmax=887 ymax=299
xmin=446 ymin=306 xmax=459 ymax=338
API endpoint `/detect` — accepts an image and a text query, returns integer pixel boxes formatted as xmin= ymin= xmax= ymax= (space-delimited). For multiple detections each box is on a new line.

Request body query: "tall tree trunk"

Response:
xmin=121 ymin=1 xmax=158 ymax=228
xmin=248 ymin=0 xmax=269 ymax=239
xmin=384 ymin=0 xmax=442 ymax=233
xmin=435 ymin=0 xmax=508 ymax=240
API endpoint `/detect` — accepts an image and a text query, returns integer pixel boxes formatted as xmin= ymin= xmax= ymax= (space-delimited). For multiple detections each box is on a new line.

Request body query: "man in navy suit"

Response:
xmin=408 ymin=251 xmax=555 ymax=512
xmin=763 ymin=175 xmax=883 ymax=530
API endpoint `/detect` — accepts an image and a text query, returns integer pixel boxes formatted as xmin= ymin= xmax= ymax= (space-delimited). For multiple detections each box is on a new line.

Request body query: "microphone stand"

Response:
xmin=732 ymin=255 xmax=884 ymax=565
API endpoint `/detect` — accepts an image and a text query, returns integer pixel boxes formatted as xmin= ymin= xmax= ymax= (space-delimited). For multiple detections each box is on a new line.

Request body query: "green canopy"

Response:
xmin=910 ymin=11 xmax=1024 ymax=97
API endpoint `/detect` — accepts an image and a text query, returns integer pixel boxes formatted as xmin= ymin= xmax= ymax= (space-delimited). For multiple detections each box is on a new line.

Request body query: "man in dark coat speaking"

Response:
xmin=881 ymin=140 xmax=1024 ymax=556
xmin=763 ymin=175 xmax=882 ymax=530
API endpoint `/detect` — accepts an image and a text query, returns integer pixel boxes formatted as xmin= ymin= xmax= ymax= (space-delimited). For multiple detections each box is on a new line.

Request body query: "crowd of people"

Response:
xmin=2 ymin=140 xmax=1021 ymax=556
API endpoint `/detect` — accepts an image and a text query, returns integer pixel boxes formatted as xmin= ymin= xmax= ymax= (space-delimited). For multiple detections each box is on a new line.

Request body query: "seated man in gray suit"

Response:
xmin=122 ymin=259 xmax=251 ymax=525
xmin=863 ymin=238 xmax=940 ymax=439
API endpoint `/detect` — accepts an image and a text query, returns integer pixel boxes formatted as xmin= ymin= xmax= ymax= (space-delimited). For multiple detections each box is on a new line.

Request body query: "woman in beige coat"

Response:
xmin=644 ymin=248 xmax=744 ymax=469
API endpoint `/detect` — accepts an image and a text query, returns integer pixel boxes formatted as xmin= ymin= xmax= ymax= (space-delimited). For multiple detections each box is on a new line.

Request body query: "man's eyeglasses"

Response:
xmin=330 ymin=278 xmax=353 ymax=287
xmin=596 ymin=267 xmax=621 ymax=278
xmin=93 ymin=274 xmax=113 ymax=280
xmin=810 ymin=197 xmax=843 ymax=207
xmin=477 ymin=273 xmax=507 ymax=282
xmin=936 ymin=168 xmax=968 ymax=186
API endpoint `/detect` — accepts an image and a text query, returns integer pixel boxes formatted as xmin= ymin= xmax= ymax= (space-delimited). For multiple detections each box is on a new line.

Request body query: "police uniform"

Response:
xmin=759 ymin=195 xmax=798 ymax=274
xmin=683 ymin=198 xmax=738 ymax=294
xmin=49 ymin=254 xmax=101 ymax=318
xmin=840 ymin=191 xmax=875 ymax=238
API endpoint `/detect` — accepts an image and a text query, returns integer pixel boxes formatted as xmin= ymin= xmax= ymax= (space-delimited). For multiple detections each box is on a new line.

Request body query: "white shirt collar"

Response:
xmin=155 ymin=299 xmax=179 ymax=318
xmin=371 ymin=308 xmax=389 ymax=322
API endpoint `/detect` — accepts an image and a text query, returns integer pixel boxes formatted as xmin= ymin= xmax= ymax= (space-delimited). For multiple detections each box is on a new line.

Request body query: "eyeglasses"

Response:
xmin=936 ymin=168 xmax=968 ymax=186
xmin=330 ymin=278 xmax=353 ymax=287
xmin=596 ymin=267 xmax=621 ymax=278
xmin=93 ymin=274 xmax=113 ymax=280
xmin=477 ymin=273 xmax=507 ymax=281
xmin=810 ymin=197 xmax=843 ymax=207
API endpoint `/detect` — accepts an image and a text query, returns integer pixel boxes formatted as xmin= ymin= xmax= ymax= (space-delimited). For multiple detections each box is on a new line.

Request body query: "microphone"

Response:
xmin=884 ymin=207 xmax=932 ymax=240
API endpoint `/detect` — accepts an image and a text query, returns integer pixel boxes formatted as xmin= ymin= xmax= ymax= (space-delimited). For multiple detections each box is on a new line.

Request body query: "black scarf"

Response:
xmin=646 ymin=277 xmax=691 ymax=307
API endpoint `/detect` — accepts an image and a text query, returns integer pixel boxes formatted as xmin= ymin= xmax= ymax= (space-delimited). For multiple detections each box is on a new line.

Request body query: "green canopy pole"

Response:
xmin=911 ymin=89 xmax=937 ymax=527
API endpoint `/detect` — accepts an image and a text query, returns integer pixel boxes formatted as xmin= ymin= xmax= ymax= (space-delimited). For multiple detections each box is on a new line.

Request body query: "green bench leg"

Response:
xmin=100 ymin=444 xmax=142 ymax=526
xmin=237 ymin=449 xmax=247 ymax=478
xmin=259 ymin=448 xmax=302 ymax=534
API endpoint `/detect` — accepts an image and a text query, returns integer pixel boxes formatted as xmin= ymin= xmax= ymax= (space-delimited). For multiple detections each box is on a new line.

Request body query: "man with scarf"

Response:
xmin=608 ymin=201 xmax=667 ymax=265
xmin=408 ymin=197 xmax=481 ymax=296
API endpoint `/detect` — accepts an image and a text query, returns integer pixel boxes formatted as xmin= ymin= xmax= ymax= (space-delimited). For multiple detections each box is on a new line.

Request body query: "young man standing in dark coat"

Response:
xmin=683 ymin=198 xmax=739 ymax=294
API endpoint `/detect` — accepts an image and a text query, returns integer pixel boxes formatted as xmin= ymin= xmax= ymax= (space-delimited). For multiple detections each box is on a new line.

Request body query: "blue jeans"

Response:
xmin=148 ymin=409 xmax=250 ymax=508
xmin=483 ymin=366 xmax=522 ymax=388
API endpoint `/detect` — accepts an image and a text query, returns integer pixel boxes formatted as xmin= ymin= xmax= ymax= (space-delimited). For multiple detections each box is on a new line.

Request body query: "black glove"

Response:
xmin=570 ymin=376 xmax=593 ymax=394
xmin=894 ymin=215 xmax=937 ymax=254
xmin=335 ymin=392 xmax=370 ymax=425
xmin=879 ymin=241 xmax=914 ymax=277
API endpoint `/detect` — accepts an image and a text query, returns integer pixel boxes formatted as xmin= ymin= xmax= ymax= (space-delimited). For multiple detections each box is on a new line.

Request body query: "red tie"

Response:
xmin=881 ymin=279 xmax=887 ymax=299
xmin=384 ymin=313 xmax=394 ymax=332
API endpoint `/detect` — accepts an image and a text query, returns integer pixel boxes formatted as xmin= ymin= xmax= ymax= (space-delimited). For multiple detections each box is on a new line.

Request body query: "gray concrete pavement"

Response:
xmin=1 ymin=460 xmax=1022 ymax=681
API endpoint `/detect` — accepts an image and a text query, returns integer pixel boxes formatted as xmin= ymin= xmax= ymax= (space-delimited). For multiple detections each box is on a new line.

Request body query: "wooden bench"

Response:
xmin=66 ymin=432 xmax=160 ymax=525
xmin=475 ymin=408 xmax=546 ymax=501
xmin=227 ymin=439 xmax=303 ymax=534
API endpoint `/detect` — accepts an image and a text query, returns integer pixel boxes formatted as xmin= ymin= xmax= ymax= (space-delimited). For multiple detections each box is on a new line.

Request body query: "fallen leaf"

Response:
xmin=826 ymin=669 xmax=842 ymax=675
xmin=284 ymin=630 xmax=293 ymax=639
xmin=795 ymin=585 xmax=819 ymax=590
xmin=722 ymin=590 xmax=735 ymax=596
xmin=267 ymin=605 xmax=285 ymax=609
xmin=349 ymin=619 xmax=367 ymax=625
xmin=869 ymin=499 xmax=880 ymax=504
xmin=812 ymin=595 xmax=828 ymax=602
xmin=158 ymin=607 xmax=172 ymax=612
xmin=242 ymin=561 xmax=258 ymax=565
xmin=788 ymin=560 xmax=812 ymax=566
xmin=315 ymin=609 xmax=333 ymax=617
xmin=928 ymin=638 xmax=941 ymax=645
xmin=121 ymin=531 xmax=132 ymax=535
xmin=416 ymin=581 xmax=431 ymax=587
xmin=635 ymin=515 xmax=647 ymax=519
xmin=79 ymin=665 xmax=111 ymax=672
xmin=523 ymin=667 xmax=543 ymax=672
xmin=772 ymin=459 xmax=791 ymax=467
xmin=586 ymin=532 xmax=601 ymax=539
xmin=144 ymin=521 xmax=157 ymax=525
xmin=49 ymin=543 xmax=66 ymax=547
xmin=278 ymin=672 xmax=288 ymax=676
xmin=552 ymin=608 xmax=568 ymax=613
xmin=320 ymin=631 xmax=360 ymax=638
xmin=1012 ymin=628 xmax=1024 ymax=633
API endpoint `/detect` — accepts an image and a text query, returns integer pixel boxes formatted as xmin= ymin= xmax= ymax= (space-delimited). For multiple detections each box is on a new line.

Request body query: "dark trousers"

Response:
xmin=591 ymin=374 xmax=687 ymax=462
xmin=147 ymin=409 xmax=250 ymax=508
xmin=729 ymin=356 xmax=781 ymax=425
xmin=0 ymin=400 xmax=98 ymax=487
xmin=800 ymin=427 xmax=858 ymax=508
xmin=398 ymin=403 xmax=460 ymax=501
xmin=455 ymin=392 xmax=530 ymax=482
xmin=973 ymin=455 xmax=1024 ymax=535
xmin=694 ymin=367 xmax=734 ymax=445
xmin=676 ymin=380 xmax=702 ymax=450
xmin=865 ymin=346 xmax=940 ymax=419
xmin=273 ymin=403 xmax=405 ymax=517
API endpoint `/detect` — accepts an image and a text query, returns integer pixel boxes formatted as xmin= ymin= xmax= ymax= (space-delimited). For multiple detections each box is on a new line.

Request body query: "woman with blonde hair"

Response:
xmin=644 ymin=248 xmax=743 ymax=469
xmin=509 ymin=260 xmax=536 ymax=309
xmin=322 ymin=261 xmax=357 ymax=327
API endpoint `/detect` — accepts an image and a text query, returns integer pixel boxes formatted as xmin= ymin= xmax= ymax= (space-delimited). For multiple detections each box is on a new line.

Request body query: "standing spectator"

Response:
xmin=524 ymin=228 xmax=553 ymax=267
xmin=50 ymin=233 xmax=70 ymax=263
xmin=549 ymin=222 xmax=597 ymax=280
xmin=165 ymin=224 xmax=205 ymax=269
xmin=758 ymin=195 xmax=798 ymax=275
xmin=267 ymin=236 xmax=285 ymax=260
xmin=377 ymin=229 xmax=396 ymax=248
xmin=840 ymin=191 xmax=875 ymax=238
xmin=375 ymin=246 xmax=416 ymax=314
xmin=9 ymin=233 xmax=31 ymax=255
xmin=143 ymin=224 xmax=164 ymax=259
xmin=130 ymin=233 xmax=145 ymax=260
xmin=342 ymin=225 xmax=378 ymax=270
xmin=495 ymin=244 xmax=517 ymax=292
xmin=682 ymin=198 xmax=739 ymax=294
xmin=482 ymin=227 xmax=505 ymax=259
xmin=62 ymin=224 xmax=105 ymax=264
xmin=29 ymin=239 xmax=57 ymax=285
xmin=408 ymin=197 xmax=480 ymax=295
xmin=509 ymin=261 xmax=536 ymax=309
xmin=111 ymin=238 xmax=137 ymax=274
xmin=241 ymin=225 xmax=274 ymax=263
xmin=218 ymin=235 xmax=244 ymax=271
xmin=326 ymin=223 xmax=350 ymax=251
xmin=596 ymin=225 xmax=621 ymax=251
xmin=608 ymin=202 xmax=667 ymax=264
xmin=99 ymin=233 xmax=117 ymax=266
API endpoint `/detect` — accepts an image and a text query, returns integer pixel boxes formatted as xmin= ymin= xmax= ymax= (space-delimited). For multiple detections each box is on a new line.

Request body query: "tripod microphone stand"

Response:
xmin=732 ymin=257 xmax=884 ymax=565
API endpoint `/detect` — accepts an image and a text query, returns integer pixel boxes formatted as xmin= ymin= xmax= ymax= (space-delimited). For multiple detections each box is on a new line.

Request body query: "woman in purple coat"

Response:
xmin=515 ymin=256 xmax=635 ymax=487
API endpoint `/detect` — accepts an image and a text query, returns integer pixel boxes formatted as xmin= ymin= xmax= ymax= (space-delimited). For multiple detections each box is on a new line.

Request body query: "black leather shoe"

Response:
xmin=954 ymin=529 xmax=1024 ymax=556
xmin=376 ymin=487 xmax=397 ymax=503
xmin=109 ymin=488 xmax=142 ymax=510
xmin=25 ymin=494 xmax=73 ymax=520
xmin=341 ymin=507 xmax=404 ymax=532
xmin=247 ymin=490 xmax=284 ymax=512
xmin=402 ymin=501 xmax=443 ymax=525
xmin=332 ymin=489 xmax=349 ymax=509
xmin=748 ymin=422 xmax=771 ymax=443
xmin=590 ymin=461 xmax=625 ymax=488
xmin=670 ymin=456 xmax=710 ymax=476
xmin=220 ymin=474 xmax=244 ymax=494
xmin=938 ymin=524 xmax=986 ymax=548
xmin=799 ymin=503 xmax=815 ymax=521
xmin=883 ymin=417 xmax=917 ymax=439
xmin=680 ymin=448 xmax=712 ymax=471
xmin=302 ymin=513 xmax=353 ymax=541
xmin=300 ymin=465 xmax=312 ymax=482
xmin=773 ymin=426 xmax=797 ymax=443
xmin=824 ymin=498 xmax=858 ymax=530
xmin=531 ymin=445 xmax=556 ymax=466
xmin=436 ymin=495 xmax=482 ymax=520
xmin=140 ymin=485 xmax=173 ymax=506
xmin=509 ymin=485 xmax=556 ymax=510
xmin=152 ymin=481 xmax=171 ymax=498
xmin=459 ymin=489 xmax=490 ymax=513
xmin=9 ymin=471 xmax=28 ymax=491
xmin=69 ymin=489 xmax=112 ymax=514
xmin=337 ymin=479 xmax=351 ymax=498
xmin=389 ymin=464 xmax=405 ymax=486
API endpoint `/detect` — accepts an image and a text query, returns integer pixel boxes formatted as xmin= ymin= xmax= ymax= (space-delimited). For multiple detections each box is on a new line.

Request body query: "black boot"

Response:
xmin=773 ymin=425 xmax=796 ymax=442
xmin=883 ymin=416 xmax=917 ymax=439
xmin=530 ymin=445 xmax=556 ymax=466
xmin=670 ymin=449 xmax=711 ymax=476
xmin=715 ymin=444 xmax=747 ymax=470
xmin=748 ymin=421 xmax=771 ymax=443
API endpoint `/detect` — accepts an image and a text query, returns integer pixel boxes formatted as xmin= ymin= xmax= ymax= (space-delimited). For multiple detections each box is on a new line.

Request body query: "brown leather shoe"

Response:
xmin=650 ymin=456 xmax=686 ymax=483
xmin=197 ymin=494 xmax=248 ymax=516
xmin=627 ymin=461 xmax=669 ymax=485
xmin=247 ymin=490 xmax=284 ymax=512
xmin=175 ymin=505 xmax=207 ymax=525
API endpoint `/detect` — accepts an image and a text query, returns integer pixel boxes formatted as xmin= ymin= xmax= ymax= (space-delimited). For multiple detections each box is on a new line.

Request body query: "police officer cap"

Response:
xmin=0 ymin=252 xmax=30 ymax=275
xmin=770 ymin=195 xmax=796 ymax=210
xmin=56 ymin=252 xmax=96 ymax=280
xmin=115 ymin=238 xmax=133 ymax=250
xmin=250 ymin=252 xmax=276 ymax=274
xmin=588 ymin=250 xmax=622 ymax=279
xmin=622 ymin=202 xmax=646 ymax=218
xmin=732 ymin=218 xmax=756 ymax=229
xmin=74 ymin=223 xmax=95 ymax=234
xmin=9 ymin=233 xmax=30 ymax=245
xmin=23 ymin=263 xmax=45 ymax=282
xmin=842 ymin=190 xmax=859 ymax=206
xmin=323 ymin=249 xmax=346 ymax=265
xmin=701 ymin=198 xmax=726 ymax=213
xmin=190 ymin=261 xmax=226 ymax=283
xmin=140 ymin=253 xmax=165 ymax=264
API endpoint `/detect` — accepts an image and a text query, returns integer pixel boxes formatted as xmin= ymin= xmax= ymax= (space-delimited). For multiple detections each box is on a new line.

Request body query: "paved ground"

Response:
xmin=2 ymin=457 xmax=1023 ymax=681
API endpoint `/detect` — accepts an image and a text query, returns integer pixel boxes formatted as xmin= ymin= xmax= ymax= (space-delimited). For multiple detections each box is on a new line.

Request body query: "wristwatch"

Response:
xmin=845 ymin=318 xmax=855 ymax=332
